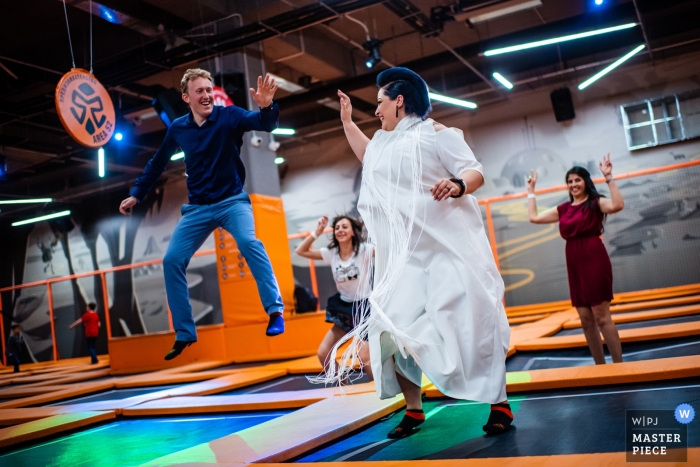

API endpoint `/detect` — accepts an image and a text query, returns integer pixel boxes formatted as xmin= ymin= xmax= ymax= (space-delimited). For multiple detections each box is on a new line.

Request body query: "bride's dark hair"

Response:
xmin=376 ymin=67 xmax=432 ymax=119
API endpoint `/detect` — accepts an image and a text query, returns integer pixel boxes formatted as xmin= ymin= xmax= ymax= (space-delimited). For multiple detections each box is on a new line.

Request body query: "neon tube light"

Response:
xmin=12 ymin=210 xmax=71 ymax=226
xmin=272 ymin=128 xmax=295 ymax=135
xmin=429 ymin=92 xmax=477 ymax=109
xmin=0 ymin=198 xmax=53 ymax=204
xmin=578 ymin=44 xmax=645 ymax=90
xmin=98 ymin=148 xmax=105 ymax=178
xmin=483 ymin=23 xmax=637 ymax=56
xmin=493 ymin=72 xmax=514 ymax=89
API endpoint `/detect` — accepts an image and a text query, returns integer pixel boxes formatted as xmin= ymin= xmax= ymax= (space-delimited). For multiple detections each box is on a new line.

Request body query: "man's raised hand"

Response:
xmin=249 ymin=74 xmax=278 ymax=108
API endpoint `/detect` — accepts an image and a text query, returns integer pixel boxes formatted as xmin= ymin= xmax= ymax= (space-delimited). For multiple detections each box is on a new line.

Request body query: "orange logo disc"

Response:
xmin=55 ymin=69 xmax=116 ymax=148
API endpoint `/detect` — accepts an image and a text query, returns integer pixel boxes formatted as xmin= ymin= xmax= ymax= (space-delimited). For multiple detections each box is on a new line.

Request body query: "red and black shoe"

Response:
xmin=482 ymin=402 xmax=514 ymax=435
xmin=387 ymin=409 xmax=425 ymax=439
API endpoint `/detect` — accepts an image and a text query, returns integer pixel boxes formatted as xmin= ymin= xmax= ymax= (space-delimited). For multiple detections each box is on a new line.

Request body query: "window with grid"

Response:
xmin=621 ymin=90 xmax=700 ymax=150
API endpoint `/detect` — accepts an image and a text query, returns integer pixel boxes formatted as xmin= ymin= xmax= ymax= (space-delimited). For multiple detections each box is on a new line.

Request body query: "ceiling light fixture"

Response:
xmin=363 ymin=38 xmax=383 ymax=68
xmin=98 ymin=148 xmax=105 ymax=178
xmin=483 ymin=23 xmax=637 ymax=56
xmin=271 ymin=128 xmax=296 ymax=136
xmin=429 ymin=92 xmax=477 ymax=109
xmin=578 ymin=44 xmax=645 ymax=90
xmin=12 ymin=210 xmax=71 ymax=227
xmin=468 ymin=0 xmax=543 ymax=24
xmin=493 ymin=72 xmax=514 ymax=89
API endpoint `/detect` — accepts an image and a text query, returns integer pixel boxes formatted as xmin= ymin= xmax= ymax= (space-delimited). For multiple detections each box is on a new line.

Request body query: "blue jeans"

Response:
xmin=86 ymin=337 xmax=98 ymax=363
xmin=163 ymin=191 xmax=283 ymax=341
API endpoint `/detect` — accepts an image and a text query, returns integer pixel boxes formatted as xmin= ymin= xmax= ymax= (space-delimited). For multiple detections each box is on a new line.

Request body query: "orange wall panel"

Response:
xmin=108 ymin=325 xmax=227 ymax=374
xmin=215 ymin=194 xmax=295 ymax=328
xmin=225 ymin=313 xmax=331 ymax=362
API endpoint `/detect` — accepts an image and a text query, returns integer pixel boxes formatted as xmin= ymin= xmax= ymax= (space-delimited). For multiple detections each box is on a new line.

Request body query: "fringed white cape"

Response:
xmin=321 ymin=116 xmax=509 ymax=404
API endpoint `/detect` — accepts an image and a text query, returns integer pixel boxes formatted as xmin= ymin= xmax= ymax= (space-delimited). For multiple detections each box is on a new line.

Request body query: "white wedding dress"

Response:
xmin=348 ymin=115 xmax=509 ymax=404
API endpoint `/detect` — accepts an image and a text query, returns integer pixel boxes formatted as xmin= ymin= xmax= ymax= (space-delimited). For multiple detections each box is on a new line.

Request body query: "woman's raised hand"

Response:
xmin=316 ymin=216 xmax=329 ymax=236
xmin=599 ymin=153 xmax=613 ymax=177
xmin=526 ymin=169 xmax=538 ymax=193
xmin=338 ymin=90 xmax=353 ymax=124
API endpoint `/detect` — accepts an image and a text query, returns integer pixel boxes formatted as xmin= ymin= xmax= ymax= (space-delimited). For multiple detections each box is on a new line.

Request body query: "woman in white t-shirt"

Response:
xmin=295 ymin=215 xmax=374 ymax=377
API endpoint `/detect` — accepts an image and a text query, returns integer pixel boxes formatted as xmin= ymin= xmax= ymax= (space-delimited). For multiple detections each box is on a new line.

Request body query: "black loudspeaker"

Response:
xmin=152 ymin=88 xmax=190 ymax=127
xmin=550 ymin=87 xmax=575 ymax=122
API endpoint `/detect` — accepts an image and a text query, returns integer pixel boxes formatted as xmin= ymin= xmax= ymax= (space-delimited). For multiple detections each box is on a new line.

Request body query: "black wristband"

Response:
xmin=450 ymin=177 xmax=466 ymax=198
xmin=259 ymin=100 xmax=275 ymax=111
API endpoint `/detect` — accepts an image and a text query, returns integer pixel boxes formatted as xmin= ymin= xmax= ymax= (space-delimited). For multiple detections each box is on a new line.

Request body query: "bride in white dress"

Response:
xmin=326 ymin=67 xmax=513 ymax=438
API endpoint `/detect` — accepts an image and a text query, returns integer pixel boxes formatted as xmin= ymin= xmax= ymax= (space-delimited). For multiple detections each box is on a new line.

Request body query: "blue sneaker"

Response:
xmin=266 ymin=312 xmax=285 ymax=336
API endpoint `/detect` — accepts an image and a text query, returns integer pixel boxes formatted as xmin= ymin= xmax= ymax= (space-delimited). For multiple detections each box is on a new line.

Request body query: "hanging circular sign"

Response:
xmin=55 ymin=69 xmax=116 ymax=148
xmin=212 ymin=85 xmax=234 ymax=107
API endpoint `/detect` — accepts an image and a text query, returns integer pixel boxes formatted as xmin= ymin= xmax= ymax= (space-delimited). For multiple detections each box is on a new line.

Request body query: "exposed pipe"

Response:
xmin=436 ymin=38 xmax=501 ymax=93
xmin=632 ymin=0 xmax=653 ymax=60
xmin=344 ymin=13 xmax=371 ymax=41
xmin=319 ymin=24 xmax=395 ymax=68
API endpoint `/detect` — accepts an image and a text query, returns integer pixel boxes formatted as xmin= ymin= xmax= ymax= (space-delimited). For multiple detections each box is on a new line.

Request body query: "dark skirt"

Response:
xmin=565 ymin=236 xmax=614 ymax=308
xmin=325 ymin=293 xmax=370 ymax=333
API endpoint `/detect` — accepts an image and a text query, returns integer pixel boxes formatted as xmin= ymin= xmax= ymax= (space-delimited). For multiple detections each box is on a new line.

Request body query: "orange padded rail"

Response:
xmin=108 ymin=325 xmax=230 ymax=374
xmin=516 ymin=321 xmax=700 ymax=351
xmin=0 ymin=384 xmax=74 ymax=399
xmin=123 ymin=383 xmax=376 ymax=416
xmin=610 ymin=295 xmax=700 ymax=313
xmin=508 ymin=314 xmax=550 ymax=325
xmin=141 ymin=391 xmax=406 ymax=466
xmin=114 ymin=370 xmax=239 ymax=389
xmin=563 ymin=304 xmax=700 ymax=329
xmin=257 ymin=449 xmax=699 ymax=466
xmin=0 ymin=380 xmax=116 ymax=409
xmin=0 ymin=411 xmax=115 ymax=449
xmin=426 ymin=355 xmax=700 ymax=397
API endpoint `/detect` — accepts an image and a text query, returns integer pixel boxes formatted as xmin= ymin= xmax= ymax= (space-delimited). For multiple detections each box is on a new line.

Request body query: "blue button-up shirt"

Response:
xmin=130 ymin=103 xmax=279 ymax=205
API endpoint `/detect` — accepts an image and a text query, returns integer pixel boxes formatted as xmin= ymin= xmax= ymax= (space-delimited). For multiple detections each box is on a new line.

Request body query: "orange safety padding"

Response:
xmin=0 ymin=385 xmax=73 ymax=399
xmin=508 ymin=313 xmax=550 ymax=325
xmin=140 ymin=391 xmax=406 ymax=466
xmin=11 ymin=368 xmax=112 ymax=388
xmin=516 ymin=320 xmax=700 ymax=351
xmin=156 ymin=360 xmax=233 ymax=375
xmin=225 ymin=312 xmax=332 ymax=363
xmin=0 ymin=411 xmax=116 ymax=449
xmin=504 ymin=283 xmax=700 ymax=318
xmin=257 ymin=449 xmax=700 ymax=466
xmin=563 ymin=304 xmax=700 ymax=329
xmin=122 ymin=383 xmax=376 ymax=416
xmin=216 ymin=194 xmax=296 ymax=327
xmin=264 ymin=355 xmax=324 ymax=374
xmin=0 ymin=407 xmax=69 ymax=426
xmin=114 ymin=370 xmax=241 ymax=389
xmin=610 ymin=295 xmax=700 ymax=313
xmin=108 ymin=324 xmax=229 ymax=374
xmin=426 ymin=355 xmax=700 ymax=397
xmin=0 ymin=379 xmax=116 ymax=409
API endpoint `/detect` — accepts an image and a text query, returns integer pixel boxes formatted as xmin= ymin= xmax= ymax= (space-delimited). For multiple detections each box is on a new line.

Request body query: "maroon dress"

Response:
xmin=557 ymin=198 xmax=613 ymax=307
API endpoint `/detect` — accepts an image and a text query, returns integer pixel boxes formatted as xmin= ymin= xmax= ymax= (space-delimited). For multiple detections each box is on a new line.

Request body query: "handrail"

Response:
xmin=477 ymin=158 xmax=700 ymax=205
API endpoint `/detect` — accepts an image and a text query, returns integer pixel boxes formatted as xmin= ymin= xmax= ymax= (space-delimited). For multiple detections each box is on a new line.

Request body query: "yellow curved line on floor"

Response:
xmin=496 ymin=224 xmax=556 ymax=248
xmin=499 ymin=232 xmax=562 ymax=259
xmin=501 ymin=269 xmax=535 ymax=292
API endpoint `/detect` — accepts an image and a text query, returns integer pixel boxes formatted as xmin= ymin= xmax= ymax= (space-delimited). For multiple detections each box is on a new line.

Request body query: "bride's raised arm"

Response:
xmin=338 ymin=90 xmax=371 ymax=162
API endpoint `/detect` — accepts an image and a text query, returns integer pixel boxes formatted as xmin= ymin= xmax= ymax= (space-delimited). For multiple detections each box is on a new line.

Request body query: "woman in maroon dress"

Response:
xmin=527 ymin=154 xmax=625 ymax=364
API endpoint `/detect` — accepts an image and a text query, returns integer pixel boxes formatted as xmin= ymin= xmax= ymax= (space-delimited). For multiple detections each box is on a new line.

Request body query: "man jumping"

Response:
xmin=119 ymin=69 xmax=284 ymax=360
